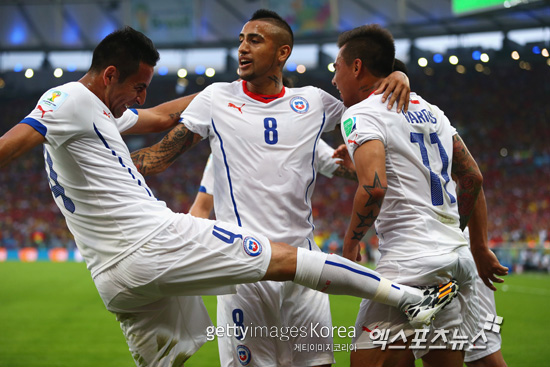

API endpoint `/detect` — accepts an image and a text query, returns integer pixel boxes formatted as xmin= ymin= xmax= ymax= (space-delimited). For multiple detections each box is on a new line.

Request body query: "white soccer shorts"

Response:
xmin=353 ymin=245 xmax=480 ymax=360
xmin=217 ymin=280 xmax=334 ymax=367
xmin=463 ymin=273 xmax=502 ymax=362
xmin=93 ymin=213 xmax=272 ymax=367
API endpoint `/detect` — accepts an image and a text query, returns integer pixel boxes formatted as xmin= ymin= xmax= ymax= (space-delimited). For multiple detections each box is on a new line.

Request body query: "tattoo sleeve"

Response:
xmin=131 ymin=124 xmax=200 ymax=176
xmin=451 ymin=134 xmax=483 ymax=230
xmin=346 ymin=172 xmax=387 ymax=244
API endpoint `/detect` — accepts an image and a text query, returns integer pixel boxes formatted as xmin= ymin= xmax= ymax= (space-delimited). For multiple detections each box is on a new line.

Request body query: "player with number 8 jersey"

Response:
xmin=182 ymin=78 xmax=345 ymax=366
xmin=183 ymin=80 xmax=344 ymax=247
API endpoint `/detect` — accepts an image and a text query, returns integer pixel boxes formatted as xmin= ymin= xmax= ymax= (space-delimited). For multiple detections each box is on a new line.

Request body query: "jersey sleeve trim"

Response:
xmin=199 ymin=185 xmax=208 ymax=193
xmin=129 ymin=108 xmax=138 ymax=115
xmin=19 ymin=117 xmax=47 ymax=137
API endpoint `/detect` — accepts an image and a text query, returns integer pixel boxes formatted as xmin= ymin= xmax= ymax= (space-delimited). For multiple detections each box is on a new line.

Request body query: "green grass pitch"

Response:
xmin=0 ymin=262 xmax=548 ymax=366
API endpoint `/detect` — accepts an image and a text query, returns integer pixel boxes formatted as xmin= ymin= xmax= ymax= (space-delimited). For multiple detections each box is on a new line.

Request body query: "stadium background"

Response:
xmin=0 ymin=0 xmax=549 ymax=366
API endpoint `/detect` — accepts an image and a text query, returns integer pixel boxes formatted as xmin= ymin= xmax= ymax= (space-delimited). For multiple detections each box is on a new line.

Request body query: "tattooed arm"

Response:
xmin=467 ymin=188 xmax=508 ymax=290
xmin=332 ymin=164 xmax=358 ymax=182
xmin=331 ymin=144 xmax=358 ymax=182
xmin=131 ymin=124 xmax=203 ymax=176
xmin=451 ymin=134 xmax=483 ymax=230
xmin=343 ymin=140 xmax=387 ymax=261
xmin=123 ymin=93 xmax=199 ymax=135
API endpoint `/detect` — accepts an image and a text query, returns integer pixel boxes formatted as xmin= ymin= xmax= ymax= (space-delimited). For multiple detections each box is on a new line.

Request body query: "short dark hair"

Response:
xmin=89 ymin=26 xmax=160 ymax=83
xmin=250 ymin=9 xmax=294 ymax=49
xmin=337 ymin=24 xmax=395 ymax=78
xmin=393 ymin=58 xmax=408 ymax=76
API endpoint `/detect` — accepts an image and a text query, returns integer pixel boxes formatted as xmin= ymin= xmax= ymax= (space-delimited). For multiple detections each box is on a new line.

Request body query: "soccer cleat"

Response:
xmin=403 ymin=280 xmax=459 ymax=329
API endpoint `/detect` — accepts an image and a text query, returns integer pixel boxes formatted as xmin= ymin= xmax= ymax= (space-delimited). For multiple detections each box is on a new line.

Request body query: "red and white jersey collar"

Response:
xmin=242 ymin=80 xmax=286 ymax=103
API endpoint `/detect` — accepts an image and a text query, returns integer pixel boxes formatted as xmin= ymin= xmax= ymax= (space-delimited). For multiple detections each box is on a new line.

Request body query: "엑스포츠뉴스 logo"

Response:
xmin=243 ymin=236 xmax=262 ymax=257
xmin=290 ymin=96 xmax=309 ymax=114
xmin=236 ymin=345 xmax=251 ymax=366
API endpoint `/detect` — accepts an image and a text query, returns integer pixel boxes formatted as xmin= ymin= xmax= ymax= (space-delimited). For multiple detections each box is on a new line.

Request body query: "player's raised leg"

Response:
xmin=264 ymin=242 xmax=458 ymax=327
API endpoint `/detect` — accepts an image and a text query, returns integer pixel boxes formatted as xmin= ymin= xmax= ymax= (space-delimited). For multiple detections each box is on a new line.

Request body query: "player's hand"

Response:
xmin=343 ymin=241 xmax=361 ymax=262
xmin=471 ymin=247 xmax=508 ymax=291
xmin=333 ymin=144 xmax=356 ymax=173
xmin=374 ymin=71 xmax=410 ymax=113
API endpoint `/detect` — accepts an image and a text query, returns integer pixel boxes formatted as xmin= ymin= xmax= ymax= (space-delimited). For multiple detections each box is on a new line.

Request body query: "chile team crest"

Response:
xmin=243 ymin=236 xmax=262 ymax=257
xmin=236 ymin=345 xmax=252 ymax=366
xmin=290 ymin=96 xmax=309 ymax=114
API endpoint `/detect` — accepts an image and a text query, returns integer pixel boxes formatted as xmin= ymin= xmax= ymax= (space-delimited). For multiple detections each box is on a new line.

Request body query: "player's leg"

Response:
xmin=464 ymin=270 xmax=506 ymax=367
xmin=280 ymin=281 xmax=334 ymax=367
xmin=94 ymin=262 xmax=212 ymax=367
xmin=264 ymin=242 xmax=458 ymax=327
xmin=350 ymin=345 xmax=414 ymax=367
xmin=349 ymin=247 xmax=478 ymax=367
xmin=466 ymin=350 xmax=507 ymax=367
xmin=217 ymin=282 xmax=283 ymax=367
xmin=419 ymin=246 xmax=479 ymax=367
xmin=421 ymin=349 xmax=465 ymax=367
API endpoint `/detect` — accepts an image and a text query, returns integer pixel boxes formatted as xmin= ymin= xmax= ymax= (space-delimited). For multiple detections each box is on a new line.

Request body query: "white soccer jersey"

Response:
xmin=316 ymin=139 xmax=341 ymax=178
xmin=198 ymin=154 xmax=214 ymax=195
xmin=341 ymin=92 xmax=467 ymax=260
xmin=20 ymin=82 xmax=174 ymax=277
xmin=198 ymin=140 xmax=339 ymax=195
xmin=183 ymin=80 xmax=345 ymax=247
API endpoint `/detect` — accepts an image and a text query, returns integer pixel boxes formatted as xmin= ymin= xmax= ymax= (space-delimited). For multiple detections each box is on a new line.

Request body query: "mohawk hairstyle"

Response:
xmin=250 ymin=9 xmax=294 ymax=49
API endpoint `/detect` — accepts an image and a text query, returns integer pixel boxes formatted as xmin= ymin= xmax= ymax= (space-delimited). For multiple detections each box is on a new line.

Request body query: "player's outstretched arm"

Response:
xmin=374 ymin=71 xmax=410 ymax=113
xmin=123 ymin=93 xmax=199 ymax=135
xmin=0 ymin=124 xmax=45 ymax=168
xmin=131 ymin=124 xmax=202 ymax=176
xmin=343 ymin=140 xmax=386 ymax=261
xmin=451 ymin=133 xmax=483 ymax=230
xmin=468 ymin=188 xmax=508 ymax=290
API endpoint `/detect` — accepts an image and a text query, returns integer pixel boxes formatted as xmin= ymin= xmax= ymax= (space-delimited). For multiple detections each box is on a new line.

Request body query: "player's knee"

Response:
xmin=262 ymin=241 xmax=297 ymax=281
xmin=465 ymin=351 xmax=507 ymax=367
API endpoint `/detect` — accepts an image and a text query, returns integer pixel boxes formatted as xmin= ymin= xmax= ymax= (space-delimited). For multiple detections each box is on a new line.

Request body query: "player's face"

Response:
xmin=237 ymin=20 xmax=280 ymax=82
xmin=107 ymin=62 xmax=154 ymax=118
xmin=332 ymin=46 xmax=359 ymax=107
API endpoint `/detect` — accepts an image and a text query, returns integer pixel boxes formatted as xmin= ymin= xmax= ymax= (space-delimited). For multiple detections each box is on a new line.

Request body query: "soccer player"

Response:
xmin=131 ymin=9 xmax=457 ymax=367
xmin=189 ymin=140 xmax=355 ymax=219
xmin=0 ymin=26 xmax=455 ymax=367
xmin=332 ymin=25 xmax=482 ymax=366
xmin=390 ymin=59 xmax=509 ymax=367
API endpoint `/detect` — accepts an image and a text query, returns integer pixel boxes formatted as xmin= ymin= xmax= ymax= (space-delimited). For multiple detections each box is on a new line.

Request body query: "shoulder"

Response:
xmin=35 ymin=82 xmax=85 ymax=117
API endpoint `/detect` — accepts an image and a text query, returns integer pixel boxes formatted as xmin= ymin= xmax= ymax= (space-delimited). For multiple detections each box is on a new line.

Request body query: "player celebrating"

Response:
xmin=332 ymin=25 xmax=482 ymax=366
xmin=390 ymin=59 xmax=509 ymax=367
xmin=1 ymin=26 xmax=457 ymax=367
xmin=131 ymin=9 xmax=457 ymax=367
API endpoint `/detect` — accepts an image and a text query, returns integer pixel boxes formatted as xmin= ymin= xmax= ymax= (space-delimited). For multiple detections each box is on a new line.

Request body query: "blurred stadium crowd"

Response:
xmin=1 ymin=62 xmax=549 ymax=271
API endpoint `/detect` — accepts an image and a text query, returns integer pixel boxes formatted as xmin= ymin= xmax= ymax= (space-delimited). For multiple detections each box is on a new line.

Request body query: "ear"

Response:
xmin=353 ymin=59 xmax=363 ymax=77
xmin=103 ymin=66 xmax=119 ymax=86
xmin=278 ymin=45 xmax=292 ymax=65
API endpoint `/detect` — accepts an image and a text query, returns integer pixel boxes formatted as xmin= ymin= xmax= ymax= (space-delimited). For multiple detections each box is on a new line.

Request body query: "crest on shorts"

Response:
xmin=236 ymin=345 xmax=251 ymax=366
xmin=243 ymin=236 xmax=262 ymax=257
xmin=290 ymin=96 xmax=309 ymax=114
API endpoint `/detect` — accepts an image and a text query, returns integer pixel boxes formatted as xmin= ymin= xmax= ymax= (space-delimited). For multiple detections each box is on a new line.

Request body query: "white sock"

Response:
xmin=294 ymin=249 xmax=421 ymax=310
